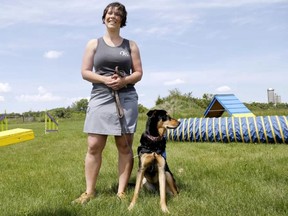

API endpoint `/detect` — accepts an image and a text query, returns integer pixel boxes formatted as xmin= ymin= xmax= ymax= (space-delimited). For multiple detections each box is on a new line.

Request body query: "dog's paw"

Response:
xmin=161 ymin=206 xmax=170 ymax=214
xmin=128 ymin=203 xmax=135 ymax=211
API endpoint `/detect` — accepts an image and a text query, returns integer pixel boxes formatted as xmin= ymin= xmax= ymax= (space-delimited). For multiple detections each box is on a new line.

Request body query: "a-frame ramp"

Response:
xmin=204 ymin=94 xmax=255 ymax=117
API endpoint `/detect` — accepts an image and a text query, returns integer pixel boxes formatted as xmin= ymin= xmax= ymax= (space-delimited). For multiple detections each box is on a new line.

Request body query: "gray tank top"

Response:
xmin=92 ymin=37 xmax=134 ymax=92
xmin=93 ymin=36 xmax=132 ymax=77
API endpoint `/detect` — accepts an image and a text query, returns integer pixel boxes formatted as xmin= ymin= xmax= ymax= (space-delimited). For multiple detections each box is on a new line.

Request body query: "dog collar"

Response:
xmin=146 ymin=134 xmax=163 ymax=142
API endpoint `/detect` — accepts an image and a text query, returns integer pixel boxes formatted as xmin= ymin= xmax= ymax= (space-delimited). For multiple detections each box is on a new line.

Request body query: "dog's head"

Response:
xmin=145 ymin=109 xmax=180 ymax=137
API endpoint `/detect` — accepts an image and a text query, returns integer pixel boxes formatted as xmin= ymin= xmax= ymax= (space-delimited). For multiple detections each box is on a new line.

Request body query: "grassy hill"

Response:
xmin=153 ymin=89 xmax=288 ymax=118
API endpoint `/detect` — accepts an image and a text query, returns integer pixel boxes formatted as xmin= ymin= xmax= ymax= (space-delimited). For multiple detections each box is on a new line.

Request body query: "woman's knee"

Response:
xmin=87 ymin=134 xmax=107 ymax=155
xmin=115 ymin=134 xmax=134 ymax=154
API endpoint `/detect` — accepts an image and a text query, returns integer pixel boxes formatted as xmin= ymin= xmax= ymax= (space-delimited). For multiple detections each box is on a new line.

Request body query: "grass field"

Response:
xmin=0 ymin=119 xmax=287 ymax=216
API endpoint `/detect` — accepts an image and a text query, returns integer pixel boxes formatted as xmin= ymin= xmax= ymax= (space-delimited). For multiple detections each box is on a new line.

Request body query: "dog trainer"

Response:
xmin=73 ymin=2 xmax=143 ymax=204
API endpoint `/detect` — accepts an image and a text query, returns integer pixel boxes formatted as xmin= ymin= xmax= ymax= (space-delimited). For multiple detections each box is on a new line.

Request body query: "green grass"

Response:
xmin=0 ymin=119 xmax=287 ymax=216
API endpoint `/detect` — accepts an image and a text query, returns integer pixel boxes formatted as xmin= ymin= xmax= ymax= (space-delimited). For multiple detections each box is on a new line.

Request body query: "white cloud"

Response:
xmin=0 ymin=80 xmax=12 ymax=110
xmin=0 ymin=0 xmax=103 ymax=28
xmin=186 ymin=0 xmax=288 ymax=9
xmin=16 ymin=86 xmax=62 ymax=102
xmin=0 ymin=83 xmax=11 ymax=93
xmin=43 ymin=50 xmax=63 ymax=59
xmin=231 ymin=16 xmax=258 ymax=26
xmin=0 ymin=0 xmax=285 ymax=29
xmin=164 ymin=78 xmax=186 ymax=86
xmin=216 ymin=85 xmax=232 ymax=92
xmin=38 ymin=86 xmax=47 ymax=94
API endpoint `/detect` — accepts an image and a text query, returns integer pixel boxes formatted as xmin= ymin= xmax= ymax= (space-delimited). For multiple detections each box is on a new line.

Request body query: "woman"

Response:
xmin=73 ymin=2 xmax=143 ymax=204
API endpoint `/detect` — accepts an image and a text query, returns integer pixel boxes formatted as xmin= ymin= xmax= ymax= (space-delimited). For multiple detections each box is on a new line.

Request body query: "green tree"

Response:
xmin=138 ymin=104 xmax=148 ymax=113
xmin=72 ymin=99 xmax=88 ymax=112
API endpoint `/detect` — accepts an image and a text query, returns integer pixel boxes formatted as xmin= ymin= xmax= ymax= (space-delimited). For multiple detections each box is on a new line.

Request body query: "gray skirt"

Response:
xmin=83 ymin=87 xmax=138 ymax=136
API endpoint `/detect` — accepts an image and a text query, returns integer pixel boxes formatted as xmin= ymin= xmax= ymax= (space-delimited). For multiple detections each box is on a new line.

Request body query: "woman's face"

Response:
xmin=104 ymin=7 xmax=123 ymax=29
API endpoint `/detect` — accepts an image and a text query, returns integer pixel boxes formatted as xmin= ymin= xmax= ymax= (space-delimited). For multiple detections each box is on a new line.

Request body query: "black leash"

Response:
xmin=113 ymin=90 xmax=124 ymax=118
xmin=112 ymin=66 xmax=136 ymax=159
xmin=112 ymin=66 xmax=127 ymax=119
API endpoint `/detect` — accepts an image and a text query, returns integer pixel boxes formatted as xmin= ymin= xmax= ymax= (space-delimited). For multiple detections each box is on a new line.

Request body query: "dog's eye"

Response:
xmin=161 ymin=115 xmax=169 ymax=121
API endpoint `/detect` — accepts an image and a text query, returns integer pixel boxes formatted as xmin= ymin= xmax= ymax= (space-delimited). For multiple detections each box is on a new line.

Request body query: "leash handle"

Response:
xmin=115 ymin=66 xmax=127 ymax=77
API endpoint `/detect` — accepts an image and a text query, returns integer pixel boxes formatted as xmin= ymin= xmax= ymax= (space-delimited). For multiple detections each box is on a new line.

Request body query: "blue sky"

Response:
xmin=1 ymin=0 xmax=287 ymax=113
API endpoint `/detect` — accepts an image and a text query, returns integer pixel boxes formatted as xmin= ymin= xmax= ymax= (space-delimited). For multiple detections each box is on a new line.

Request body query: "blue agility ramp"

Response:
xmin=166 ymin=116 xmax=288 ymax=144
xmin=204 ymin=94 xmax=254 ymax=117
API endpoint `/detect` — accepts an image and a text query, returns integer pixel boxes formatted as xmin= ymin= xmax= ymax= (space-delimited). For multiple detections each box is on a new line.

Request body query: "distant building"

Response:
xmin=275 ymin=94 xmax=281 ymax=104
xmin=267 ymin=88 xmax=281 ymax=104
xmin=267 ymin=88 xmax=275 ymax=103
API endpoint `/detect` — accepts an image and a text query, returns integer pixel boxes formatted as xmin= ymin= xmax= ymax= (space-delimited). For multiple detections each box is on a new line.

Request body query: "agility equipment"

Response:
xmin=166 ymin=94 xmax=288 ymax=144
xmin=0 ymin=113 xmax=8 ymax=132
xmin=204 ymin=94 xmax=254 ymax=117
xmin=45 ymin=111 xmax=58 ymax=133
xmin=167 ymin=116 xmax=288 ymax=144
xmin=0 ymin=128 xmax=35 ymax=147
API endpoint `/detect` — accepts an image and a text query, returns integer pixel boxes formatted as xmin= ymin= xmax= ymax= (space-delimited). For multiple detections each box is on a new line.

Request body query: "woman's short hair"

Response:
xmin=102 ymin=2 xmax=127 ymax=28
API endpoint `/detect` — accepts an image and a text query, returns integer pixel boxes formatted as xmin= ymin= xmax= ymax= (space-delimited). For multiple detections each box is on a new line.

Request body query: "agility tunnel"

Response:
xmin=166 ymin=116 xmax=288 ymax=144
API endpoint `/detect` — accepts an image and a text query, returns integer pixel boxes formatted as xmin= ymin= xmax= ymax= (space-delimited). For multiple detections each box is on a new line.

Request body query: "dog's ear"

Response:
xmin=147 ymin=110 xmax=156 ymax=117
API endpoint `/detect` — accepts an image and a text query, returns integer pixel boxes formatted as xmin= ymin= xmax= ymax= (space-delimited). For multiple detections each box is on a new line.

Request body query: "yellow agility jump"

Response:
xmin=45 ymin=111 xmax=58 ymax=134
xmin=0 ymin=113 xmax=8 ymax=132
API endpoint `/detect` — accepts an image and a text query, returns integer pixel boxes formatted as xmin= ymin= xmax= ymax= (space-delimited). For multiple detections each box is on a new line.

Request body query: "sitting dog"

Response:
xmin=128 ymin=109 xmax=180 ymax=213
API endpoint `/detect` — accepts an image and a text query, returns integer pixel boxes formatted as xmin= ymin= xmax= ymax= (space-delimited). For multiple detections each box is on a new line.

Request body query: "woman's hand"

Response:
xmin=105 ymin=74 xmax=126 ymax=90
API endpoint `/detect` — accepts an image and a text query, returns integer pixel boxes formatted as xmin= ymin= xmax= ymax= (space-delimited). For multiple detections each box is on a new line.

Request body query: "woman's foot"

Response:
xmin=116 ymin=192 xmax=126 ymax=200
xmin=72 ymin=192 xmax=96 ymax=204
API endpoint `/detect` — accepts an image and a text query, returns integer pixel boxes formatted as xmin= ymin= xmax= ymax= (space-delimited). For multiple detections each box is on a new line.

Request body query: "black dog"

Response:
xmin=128 ymin=109 xmax=180 ymax=213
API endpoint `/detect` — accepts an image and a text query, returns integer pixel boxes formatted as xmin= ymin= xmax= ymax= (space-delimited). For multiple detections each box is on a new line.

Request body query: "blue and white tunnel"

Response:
xmin=166 ymin=116 xmax=288 ymax=144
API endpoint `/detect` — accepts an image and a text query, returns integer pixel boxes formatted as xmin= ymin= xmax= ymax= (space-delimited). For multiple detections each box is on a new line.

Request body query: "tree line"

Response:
xmin=3 ymin=89 xmax=288 ymax=121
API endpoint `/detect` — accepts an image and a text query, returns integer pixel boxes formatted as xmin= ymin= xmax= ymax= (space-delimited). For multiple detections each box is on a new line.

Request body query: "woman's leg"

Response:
xmin=115 ymin=134 xmax=134 ymax=196
xmin=85 ymin=134 xmax=107 ymax=195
